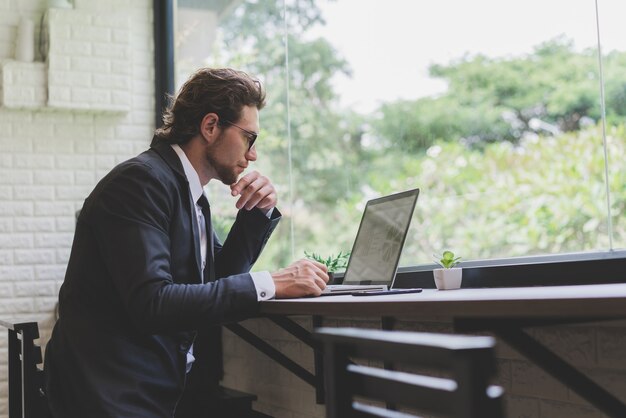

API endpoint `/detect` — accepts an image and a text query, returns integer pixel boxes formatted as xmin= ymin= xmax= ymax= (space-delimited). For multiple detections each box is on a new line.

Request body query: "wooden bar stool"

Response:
xmin=1 ymin=320 xmax=50 ymax=418
xmin=315 ymin=327 xmax=504 ymax=418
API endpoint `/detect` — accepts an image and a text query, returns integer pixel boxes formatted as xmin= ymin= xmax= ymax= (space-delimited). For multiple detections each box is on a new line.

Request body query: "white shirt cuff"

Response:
xmin=250 ymin=271 xmax=275 ymax=300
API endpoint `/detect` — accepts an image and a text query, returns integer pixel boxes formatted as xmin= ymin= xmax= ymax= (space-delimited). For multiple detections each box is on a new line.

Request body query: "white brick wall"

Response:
xmin=0 ymin=0 xmax=153 ymax=416
xmin=0 ymin=8 xmax=133 ymax=111
xmin=0 ymin=61 xmax=46 ymax=108
xmin=47 ymin=8 xmax=132 ymax=111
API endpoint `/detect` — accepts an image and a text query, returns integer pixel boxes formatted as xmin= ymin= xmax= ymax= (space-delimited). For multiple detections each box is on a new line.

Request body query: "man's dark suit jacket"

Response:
xmin=44 ymin=142 xmax=280 ymax=417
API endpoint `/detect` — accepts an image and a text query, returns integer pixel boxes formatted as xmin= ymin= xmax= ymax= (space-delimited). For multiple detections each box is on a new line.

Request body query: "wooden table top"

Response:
xmin=259 ymin=283 xmax=626 ymax=319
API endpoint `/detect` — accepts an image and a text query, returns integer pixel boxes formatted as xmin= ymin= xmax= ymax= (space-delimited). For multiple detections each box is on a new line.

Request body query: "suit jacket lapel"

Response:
xmin=188 ymin=194 xmax=203 ymax=282
xmin=152 ymin=141 xmax=204 ymax=283
xmin=198 ymin=195 xmax=216 ymax=283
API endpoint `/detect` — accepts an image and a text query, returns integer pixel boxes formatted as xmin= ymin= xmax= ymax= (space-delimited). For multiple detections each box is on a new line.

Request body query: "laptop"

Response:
xmin=320 ymin=188 xmax=421 ymax=296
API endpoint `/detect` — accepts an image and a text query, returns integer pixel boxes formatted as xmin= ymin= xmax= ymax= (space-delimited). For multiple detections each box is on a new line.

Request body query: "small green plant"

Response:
xmin=433 ymin=250 xmax=462 ymax=269
xmin=304 ymin=251 xmax=351 ymax=273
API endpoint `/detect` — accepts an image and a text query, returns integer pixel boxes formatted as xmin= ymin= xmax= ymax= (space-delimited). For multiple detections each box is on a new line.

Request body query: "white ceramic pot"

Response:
xmin=433 ymin=268 xmax=462 ymax=290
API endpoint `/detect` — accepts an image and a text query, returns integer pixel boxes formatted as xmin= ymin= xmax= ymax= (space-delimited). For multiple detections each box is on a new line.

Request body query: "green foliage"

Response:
xmin=373 ymin=37 xmax=626 ymax=151
xmin=434 ymin=250 xmax=462 ymax=269
xmin=394 ymin=122 xmax=626 ymax=265
xmin=304 ymin=251 xmax=351 ymax=273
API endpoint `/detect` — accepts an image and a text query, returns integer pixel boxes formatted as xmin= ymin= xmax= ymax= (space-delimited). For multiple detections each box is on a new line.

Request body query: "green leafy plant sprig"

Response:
xmin=433 ymin=250 xmax=462 ymax=269
xmin=304 ymin=251 xmax=351 ymax=273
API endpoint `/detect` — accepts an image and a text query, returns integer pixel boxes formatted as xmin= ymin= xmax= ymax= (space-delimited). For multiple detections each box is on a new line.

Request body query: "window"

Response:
xmin=173 ymin=0 xmax=625 ymax=274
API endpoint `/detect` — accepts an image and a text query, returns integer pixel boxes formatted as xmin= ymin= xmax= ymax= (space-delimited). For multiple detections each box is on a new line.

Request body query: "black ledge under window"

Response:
xmin=389 ymin=250 xmax=626 ymax=289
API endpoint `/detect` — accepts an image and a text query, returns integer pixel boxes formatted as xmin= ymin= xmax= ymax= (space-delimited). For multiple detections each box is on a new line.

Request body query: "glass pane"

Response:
xmin=598 ymin=0 xmax=626 ymax=250
xmin=288 ymin=0 xmax=614 ymax=267
xmin=175 ymin=0 xmax=622 ymax=271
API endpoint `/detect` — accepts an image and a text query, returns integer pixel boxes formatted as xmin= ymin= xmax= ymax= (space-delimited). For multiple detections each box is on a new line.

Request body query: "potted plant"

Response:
xmin=433 ymin=250 xmax=462 ymax=290
xmin=304 ymin=251 xmax=351 ymax=284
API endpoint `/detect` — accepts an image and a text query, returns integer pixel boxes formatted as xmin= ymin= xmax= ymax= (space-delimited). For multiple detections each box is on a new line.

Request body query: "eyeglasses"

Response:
xmin=221 ymin=120 xmax=258 ymax=151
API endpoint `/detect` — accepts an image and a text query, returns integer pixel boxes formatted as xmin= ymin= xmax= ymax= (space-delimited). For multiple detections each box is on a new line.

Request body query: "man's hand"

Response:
xmin=271 ymin=259 xmax=329 ymax=298
xmin=230 ymin=171 xmax=277 ymax=211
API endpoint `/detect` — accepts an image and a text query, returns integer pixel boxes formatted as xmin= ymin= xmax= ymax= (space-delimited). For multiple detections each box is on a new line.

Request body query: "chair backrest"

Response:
xmin=315 ymin=327 xmax=504 ymax=418
xmin=0 ymin=320 xmax=50 ymax=418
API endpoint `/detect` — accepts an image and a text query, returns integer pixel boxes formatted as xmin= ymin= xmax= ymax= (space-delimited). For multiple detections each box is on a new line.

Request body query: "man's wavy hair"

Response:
xmin=154 ymin=68 xmax=266 ymax=145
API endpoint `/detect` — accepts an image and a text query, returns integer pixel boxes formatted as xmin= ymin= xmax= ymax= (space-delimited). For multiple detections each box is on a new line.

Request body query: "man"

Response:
xmin=44 ymin=68 xmax=329 ymax=417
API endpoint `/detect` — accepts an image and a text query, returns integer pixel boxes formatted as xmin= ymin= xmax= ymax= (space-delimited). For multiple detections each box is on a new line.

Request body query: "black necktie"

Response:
xmin=197 ymin=195 xmax=216 ymax=283
xmin=190 ymin=195 xmax=223 ymax=398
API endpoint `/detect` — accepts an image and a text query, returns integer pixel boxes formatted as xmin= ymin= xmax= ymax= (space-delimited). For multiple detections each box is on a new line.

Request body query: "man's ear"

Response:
xmin=200 ymin=113 xmax=220 ymax=143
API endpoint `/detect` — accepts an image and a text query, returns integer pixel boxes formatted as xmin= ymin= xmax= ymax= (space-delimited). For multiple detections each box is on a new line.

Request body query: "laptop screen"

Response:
xmin=342 ymin=188 xmax=419 ymax=286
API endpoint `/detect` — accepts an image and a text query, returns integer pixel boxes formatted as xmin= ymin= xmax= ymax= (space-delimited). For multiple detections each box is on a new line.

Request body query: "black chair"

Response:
xmin=0 ymin=320 xmax=50 ymax=418
xmin=315 ymin=327 xmax=504 ymax=418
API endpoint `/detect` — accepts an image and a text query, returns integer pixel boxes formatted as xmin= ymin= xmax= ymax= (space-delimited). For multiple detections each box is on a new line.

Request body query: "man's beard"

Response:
xmin=206 ymin=135 xmax=239 ymax=185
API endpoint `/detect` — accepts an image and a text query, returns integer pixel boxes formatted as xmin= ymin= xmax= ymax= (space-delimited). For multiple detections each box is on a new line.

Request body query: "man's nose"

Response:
xmin=246 ymin=146 xmax=257 ymax=161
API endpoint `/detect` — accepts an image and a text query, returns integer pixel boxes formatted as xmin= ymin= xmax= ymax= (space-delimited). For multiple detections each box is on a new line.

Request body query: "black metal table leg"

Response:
xmin=381 ymin=317 xmax=397 ymax=411
xmin=268 ymin=315 xmax=319 ymax=349
xmin=312 ymin=315 xmax=325 ymax=404
xmin=224 ymin=323 xmax=316 ymax=387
